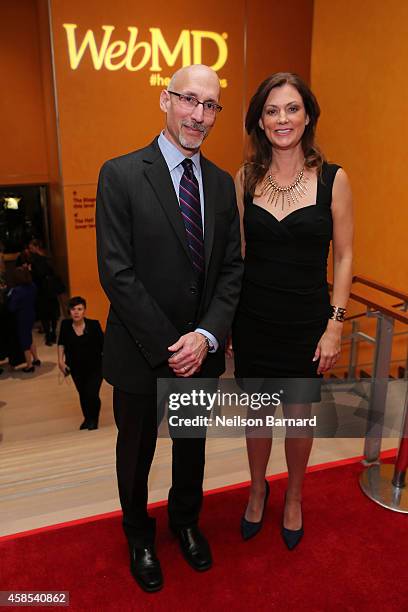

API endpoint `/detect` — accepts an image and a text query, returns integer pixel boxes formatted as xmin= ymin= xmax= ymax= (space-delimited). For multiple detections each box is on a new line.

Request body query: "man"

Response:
xmin=96 ymin=64 xmax=243 ymax=592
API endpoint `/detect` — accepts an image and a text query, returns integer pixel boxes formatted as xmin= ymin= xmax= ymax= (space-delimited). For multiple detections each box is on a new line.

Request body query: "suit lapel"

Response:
xmin=142 ymin=140 xmax=217 ymax=277
xmin=201 ymin=156 xmax=216 ymax=275
xmin=143 ymin=140 xmax=192 ymax=263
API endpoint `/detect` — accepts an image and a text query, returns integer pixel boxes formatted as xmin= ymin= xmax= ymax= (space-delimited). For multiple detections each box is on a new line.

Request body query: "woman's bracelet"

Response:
xmin=329 ymin=305 xmax=346 ymax=322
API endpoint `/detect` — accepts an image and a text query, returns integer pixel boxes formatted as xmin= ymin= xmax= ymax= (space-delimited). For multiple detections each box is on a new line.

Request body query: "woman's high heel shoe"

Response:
xmin=241 ymin=480 xmax=270 ymax=540
xmin=281 ymin=494 xmax=303 ymax=550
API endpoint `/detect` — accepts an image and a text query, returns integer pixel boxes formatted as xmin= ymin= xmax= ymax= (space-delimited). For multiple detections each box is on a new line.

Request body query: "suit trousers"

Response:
xmin=113 ymin=387 xmax=207 ymax=547
xmin=71 ymin=369 xmax=102 ymax=423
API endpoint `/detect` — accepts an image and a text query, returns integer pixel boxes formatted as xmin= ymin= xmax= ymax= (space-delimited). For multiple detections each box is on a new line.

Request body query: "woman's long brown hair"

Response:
xmin=244 ymin=73 xmax=324 ymax=197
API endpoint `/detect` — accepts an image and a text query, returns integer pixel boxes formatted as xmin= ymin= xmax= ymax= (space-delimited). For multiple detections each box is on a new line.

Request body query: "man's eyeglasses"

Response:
xmin=167 ymin=91 xmax=222 ymax=115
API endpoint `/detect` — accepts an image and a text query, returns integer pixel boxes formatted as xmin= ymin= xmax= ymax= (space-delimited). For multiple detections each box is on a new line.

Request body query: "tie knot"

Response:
xmin=182 ymin=158 xmax=194 ymax=174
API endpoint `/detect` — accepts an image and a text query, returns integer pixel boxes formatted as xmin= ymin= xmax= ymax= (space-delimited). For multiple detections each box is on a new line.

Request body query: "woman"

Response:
xmin=232 ymin=73 xmax=353 ymax=548
xmin=7 ymin=267 xmax=40 ymax=372
xmin=0 ymin=241 xmax=6 ymax=291
xmin=0 ymin=242 xmax=7 ymax=372
xmin=28 ymin=239 xmax=62 ymax=346
xmin=58 ymin=296 xmax=104 ymax=430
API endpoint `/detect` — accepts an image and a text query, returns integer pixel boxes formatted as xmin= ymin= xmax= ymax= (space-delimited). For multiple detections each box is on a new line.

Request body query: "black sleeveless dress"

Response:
xmin=232 ymin=162 xmax=341 ymax=402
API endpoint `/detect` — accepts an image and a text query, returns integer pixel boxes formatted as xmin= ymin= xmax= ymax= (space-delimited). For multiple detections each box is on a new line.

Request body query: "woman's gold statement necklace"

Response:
xmin=262 ymin=164 xmax=308 ymax=211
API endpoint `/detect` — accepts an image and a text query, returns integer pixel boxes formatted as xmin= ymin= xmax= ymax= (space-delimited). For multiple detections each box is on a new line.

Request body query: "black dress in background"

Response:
xmin=7 ymin=283 xmax=37 ymax=351
xmin=232 ymin=163 xmax=341 ymax=402
xmin=29 ymin=253 xmax=61 ymax=344
xmin=58 ymin=318 xmax=104 ymax=424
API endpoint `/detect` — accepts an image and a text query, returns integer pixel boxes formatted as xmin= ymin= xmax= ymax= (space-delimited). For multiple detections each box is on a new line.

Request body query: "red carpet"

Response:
xmin=1 ymin=460 xmax=407 ymax=612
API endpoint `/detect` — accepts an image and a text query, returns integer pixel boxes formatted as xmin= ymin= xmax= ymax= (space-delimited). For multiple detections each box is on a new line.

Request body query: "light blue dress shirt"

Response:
xmin=157 ymin=131 xmax=218 ymax=352
xmin=158 ymin=131 xmax=205 ymax=225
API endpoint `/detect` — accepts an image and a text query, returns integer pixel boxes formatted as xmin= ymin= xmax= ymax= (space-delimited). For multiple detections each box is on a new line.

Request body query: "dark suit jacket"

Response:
xmin=96 ymin=137 xmax=243 ymax=394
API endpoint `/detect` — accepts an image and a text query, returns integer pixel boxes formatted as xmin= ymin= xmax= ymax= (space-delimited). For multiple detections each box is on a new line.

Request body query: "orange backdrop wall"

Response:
xmin=311 ymin=0 xmax=408 ymax=292
xmin=311 ymin=0 xmax=408 ymax=374
xmin=0 ymin=1 xmax=49 ymax=185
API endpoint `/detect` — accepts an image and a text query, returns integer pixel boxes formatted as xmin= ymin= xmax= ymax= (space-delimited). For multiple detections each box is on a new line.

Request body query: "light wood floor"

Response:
xmin=0 ymin=331 xmax=400 ymax=537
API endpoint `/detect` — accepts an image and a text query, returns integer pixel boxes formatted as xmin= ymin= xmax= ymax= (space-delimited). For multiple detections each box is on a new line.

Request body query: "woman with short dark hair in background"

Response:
xmin=7 ymin=267 xmax=40 ymax=373
xmin=58 ymin=296 xmax=104 ymax=430
xmin=232 ymin=73 xmax=353 ymax=548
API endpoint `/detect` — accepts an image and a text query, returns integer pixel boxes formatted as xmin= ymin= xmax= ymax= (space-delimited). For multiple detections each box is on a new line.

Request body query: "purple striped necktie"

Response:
xmin=179 ymin=158 xmax=204 ymax=275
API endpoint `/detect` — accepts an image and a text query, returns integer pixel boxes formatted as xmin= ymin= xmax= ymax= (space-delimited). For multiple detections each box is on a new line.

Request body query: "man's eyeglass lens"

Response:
xmin=168 ymin=91 xmax=222 ymax=114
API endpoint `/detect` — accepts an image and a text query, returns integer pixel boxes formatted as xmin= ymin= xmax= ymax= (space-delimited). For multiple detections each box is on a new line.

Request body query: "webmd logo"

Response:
xmin=63 ymin=24 xmax=229 ymax=87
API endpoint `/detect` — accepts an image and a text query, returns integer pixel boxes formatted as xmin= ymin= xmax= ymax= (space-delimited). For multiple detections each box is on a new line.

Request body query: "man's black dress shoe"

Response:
xmin=129 ymin=544 xmax=163 ymax=592
xmin=240 ymin=479 xmax=270 ymax=540
xmin=79 ymin=420 xmax=89 ymax=430
xmin=172 ymin=526 xmax=212 ymax=571
xmin=87 ymin=420 xmax=98 ymax=430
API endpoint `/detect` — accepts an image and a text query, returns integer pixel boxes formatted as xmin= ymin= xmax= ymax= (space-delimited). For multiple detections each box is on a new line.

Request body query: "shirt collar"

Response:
xmin=158 ymin=131 xmax=201 ymax=174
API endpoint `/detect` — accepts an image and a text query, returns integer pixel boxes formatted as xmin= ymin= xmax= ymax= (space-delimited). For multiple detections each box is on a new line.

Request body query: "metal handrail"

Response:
xmin=329 ymin=277 xmax=408 ymax=463
xmin=392 ymin=302 xmax=408 ymax=312
xmin=349 ymin=276 xmax=408 ymax=325
xmin=329 ymin=277 xmax=408 ymax=325
xmin=348 ymin=291 xmax=408 ymax=325
xmin=344 ymin=311 xmax=370 ymax=322
xmin=353 ymin=275 xmax=408 ymax=302
xmin=328 ymin=277 xmax=408 ymax=510
xmin=332 ymin=278 xmax=408 ymax=380
xmin=331 ymin=357 xmax=406 ymax=372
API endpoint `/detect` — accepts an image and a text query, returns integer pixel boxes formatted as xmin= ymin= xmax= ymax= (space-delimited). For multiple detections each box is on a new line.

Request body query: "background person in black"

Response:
xmin=7 ymin=267 xmax=39 ymax=373
xmin=57 ymin=296 xmax=104 ymax=430
xmin=0 ymin=241 xmax=7 ymax=374
xmin=0 ymin=247 xmax=25 ymax=370
xmin=27 ymin=239 xmax=62 ymax=345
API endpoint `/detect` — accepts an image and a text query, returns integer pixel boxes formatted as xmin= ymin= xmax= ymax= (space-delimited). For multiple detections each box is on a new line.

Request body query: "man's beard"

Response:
xmin=179 ymin=121 xmax=207 ymax=149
